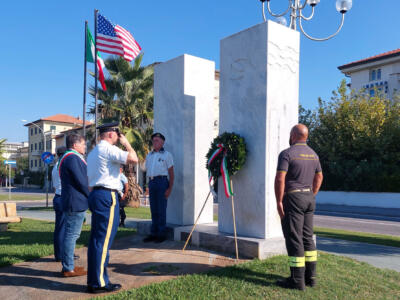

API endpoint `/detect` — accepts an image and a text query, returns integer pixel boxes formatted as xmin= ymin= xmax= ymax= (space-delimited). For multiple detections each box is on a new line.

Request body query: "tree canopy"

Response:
xmin=301 ymin=80 xmax=400 ymax=192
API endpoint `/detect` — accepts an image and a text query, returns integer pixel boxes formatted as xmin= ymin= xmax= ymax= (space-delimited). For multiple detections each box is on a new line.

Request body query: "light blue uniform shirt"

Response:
xmin=87 ymin=140 xmax=128 ymax=190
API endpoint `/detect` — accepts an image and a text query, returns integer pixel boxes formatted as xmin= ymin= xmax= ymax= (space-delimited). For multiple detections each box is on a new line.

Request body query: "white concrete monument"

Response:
xmin=154 ymin=54 xmax=215 ymax=226
xmin=218 ymin=21 xmax=300 ymax=239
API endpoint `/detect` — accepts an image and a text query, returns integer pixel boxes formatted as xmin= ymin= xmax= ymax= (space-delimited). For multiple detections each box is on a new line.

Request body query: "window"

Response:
xmin=371 ymin=70 xmax=376 ymax=81
xmin=35 ymin=128 xmax=37 ymax=134
xmin=369 ymin=68 xmax=382 ymax=81
xmin=31 ymin=160 xmax=33 ymax=168
xmin=30 ymin=128 xmax=33 ymax=136
xmin=39 ymin=142 xmax=41 ymax=150
xmin=35 ymin=143 xmax=37 ymax=150
xmin=39 ymin=160 xmax=42 ymax=167
xmin=31 ymin=144 xmax=33 ymax=151
xmin=369 ymin=89 xmax=375 ymax=97
xmin=35 ymin=160 xmax=37 ymax=167
xmin=50 ymin=125 xmax=56 ymax=131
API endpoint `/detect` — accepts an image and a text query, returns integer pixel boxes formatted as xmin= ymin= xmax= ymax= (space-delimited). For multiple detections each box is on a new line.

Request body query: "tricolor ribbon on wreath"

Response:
xmin=207 ymin=144 xmax=234 ymax=198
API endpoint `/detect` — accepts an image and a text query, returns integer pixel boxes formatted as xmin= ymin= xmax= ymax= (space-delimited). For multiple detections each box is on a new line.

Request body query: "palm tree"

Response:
xmin=89 ymin=54 xmax=154 ymax=207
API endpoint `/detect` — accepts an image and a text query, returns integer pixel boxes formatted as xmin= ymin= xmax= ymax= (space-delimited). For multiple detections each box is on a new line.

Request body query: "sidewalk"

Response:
xmin=15 ymin=209 xmax=400 ymax=273
xmin=317 ymin=237 xmax=400 ymax=272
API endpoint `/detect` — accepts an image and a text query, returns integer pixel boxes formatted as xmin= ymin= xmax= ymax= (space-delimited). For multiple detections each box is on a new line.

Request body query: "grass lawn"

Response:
xmin=0 ymin=194 xmax=46 ymax=201
xmin=96 ymin=252 xmax=400 ymax=300
xmin=0 ymin=218 xmax=135 ymax=267
xmin=314 ymin=226 xmax=400 ymax=248
xmin=124 ymin=207 xmax=151 ymax=219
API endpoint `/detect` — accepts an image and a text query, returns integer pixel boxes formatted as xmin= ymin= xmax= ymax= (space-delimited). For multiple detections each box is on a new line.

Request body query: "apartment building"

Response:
xmin=24 ymin=114 xmax=91 ymax=171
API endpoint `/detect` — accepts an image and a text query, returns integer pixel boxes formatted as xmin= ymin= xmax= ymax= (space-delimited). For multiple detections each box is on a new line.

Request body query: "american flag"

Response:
xmin=96 ymin=14 xmax=141 ymax=62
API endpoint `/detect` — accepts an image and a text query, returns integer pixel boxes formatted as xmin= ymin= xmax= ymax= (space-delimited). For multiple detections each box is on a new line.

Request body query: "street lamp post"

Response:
xmin=22 ymin=120 xmax=49 ymax=207
xmin=260 ymin=0 xmax=352 ymax=41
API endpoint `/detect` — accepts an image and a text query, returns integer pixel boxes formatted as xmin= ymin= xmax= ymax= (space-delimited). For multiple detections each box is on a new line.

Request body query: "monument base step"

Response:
xmin=130 ymin=219 xmax=287 ymax=259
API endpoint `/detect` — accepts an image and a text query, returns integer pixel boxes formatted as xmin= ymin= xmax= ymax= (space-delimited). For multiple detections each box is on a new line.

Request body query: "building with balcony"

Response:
xmin=338 ymin=48 xmax=400 ymax=99
xmin=24 ymin=114 xmax=91 ymax=171
xmin=1 ymin=142 xmax=28 ymax=160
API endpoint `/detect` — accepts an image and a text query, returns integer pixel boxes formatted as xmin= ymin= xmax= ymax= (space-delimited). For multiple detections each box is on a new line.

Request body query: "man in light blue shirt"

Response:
xmin=51 ymin=146 xmax=66 ymax=262
xmin=86 ymin=122 xmax=138 ymax=293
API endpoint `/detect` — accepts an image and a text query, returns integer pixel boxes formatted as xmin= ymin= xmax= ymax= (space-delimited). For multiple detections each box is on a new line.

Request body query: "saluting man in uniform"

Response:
xmin=275 ymin=124 xmax=323 ymax=291
xmin=143 ymin=132 xmax=174 ymax=243
xmin=86 ymin=122 xmax=138 ymax=293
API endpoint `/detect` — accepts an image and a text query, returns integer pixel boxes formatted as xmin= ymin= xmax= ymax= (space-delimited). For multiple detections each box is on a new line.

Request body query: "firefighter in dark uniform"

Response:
xmin=275 ymin=124 xmax=323 ymax=290
xmin=86 ymin=122 xmax=138 ymax=293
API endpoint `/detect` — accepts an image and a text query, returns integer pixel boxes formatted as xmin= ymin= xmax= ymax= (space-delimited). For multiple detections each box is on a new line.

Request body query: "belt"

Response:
xmin=149 ymin=175 xmax=168 ymax=181
xmin=93 ymin=186 xmax=118 ymax=193
xmin=287 ymin=188 xmax=311 ymax=194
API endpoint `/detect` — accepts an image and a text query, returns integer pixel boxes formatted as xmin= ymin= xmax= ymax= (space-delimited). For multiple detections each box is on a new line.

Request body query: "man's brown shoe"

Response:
xmin=63 ymin=267 xmax=87 ymax=277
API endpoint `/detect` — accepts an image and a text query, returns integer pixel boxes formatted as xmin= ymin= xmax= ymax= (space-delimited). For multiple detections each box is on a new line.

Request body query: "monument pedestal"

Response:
xmin=154 ymin=54 xmax=215 ymax=226
xmin=218 ymin=21 xmax=300 ymax=240
xmin=132 ymin=219 xmax=286 ymax=259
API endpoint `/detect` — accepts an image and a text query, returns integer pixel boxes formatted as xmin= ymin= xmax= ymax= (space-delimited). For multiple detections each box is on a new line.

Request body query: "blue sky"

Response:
xmin=1 ymin=0 xmax=398 ymax=142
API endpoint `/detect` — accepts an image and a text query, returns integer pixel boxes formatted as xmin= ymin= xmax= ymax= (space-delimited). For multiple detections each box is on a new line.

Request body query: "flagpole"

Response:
xmin=83 ymin=21 xmax=88 ymax=140
xmin=94 ymin=9 xmax=99 ymax=143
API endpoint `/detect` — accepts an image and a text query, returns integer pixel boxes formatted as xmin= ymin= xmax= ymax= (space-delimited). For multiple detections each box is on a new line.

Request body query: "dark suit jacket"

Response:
xmin=59 ymin=152 xmax=89 ymax=212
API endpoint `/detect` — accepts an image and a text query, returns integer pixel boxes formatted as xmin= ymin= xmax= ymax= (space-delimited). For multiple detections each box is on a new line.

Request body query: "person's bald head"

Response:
xmin=289 ymin=124 xmax=309 ymax=145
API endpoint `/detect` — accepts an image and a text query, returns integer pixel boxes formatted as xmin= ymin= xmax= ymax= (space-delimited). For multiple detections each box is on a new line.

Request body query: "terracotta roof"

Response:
xmin=24 ymin=114 xmax=92 ymax=126
xmin=55 ymin=124 xmax=94 ymax=139
xmin=338 ymin=49 xmax=400 ymax=71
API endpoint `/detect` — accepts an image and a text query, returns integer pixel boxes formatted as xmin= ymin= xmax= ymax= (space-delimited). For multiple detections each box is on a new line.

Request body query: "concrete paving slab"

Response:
xmin=317 ymin=237 xmax=400 ymax=272
xmin=0 ymin=234 xmax=240 ymax=300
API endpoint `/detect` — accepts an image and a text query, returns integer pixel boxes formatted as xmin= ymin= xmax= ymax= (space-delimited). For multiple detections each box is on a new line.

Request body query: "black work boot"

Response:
xmin=305 ymin=262 xmax=317 ymax=287
xmin=277 ymin=267 xmax=306 ymax=291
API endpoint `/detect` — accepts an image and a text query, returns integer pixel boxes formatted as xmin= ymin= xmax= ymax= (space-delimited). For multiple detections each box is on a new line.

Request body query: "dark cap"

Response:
xmin=151 ymin=132 xmax=165 ymax=141
xmin=97 ymin=122 xmax=120 ymax=134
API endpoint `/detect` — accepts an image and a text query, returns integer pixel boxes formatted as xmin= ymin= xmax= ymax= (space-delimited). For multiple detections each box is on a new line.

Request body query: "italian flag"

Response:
xmin=86 ymin=28 xmax=107 ymax=91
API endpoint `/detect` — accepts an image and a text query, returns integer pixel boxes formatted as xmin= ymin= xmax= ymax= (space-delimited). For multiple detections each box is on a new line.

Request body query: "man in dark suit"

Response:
xmin=59 ymin=134 xmax=89 ymax=277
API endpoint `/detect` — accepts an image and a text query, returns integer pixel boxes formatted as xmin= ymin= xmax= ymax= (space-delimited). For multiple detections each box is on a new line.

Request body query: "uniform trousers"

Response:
xmin=281 ymin=191 xmax=317 ymax=266
xmin=53 ymin=194 xmax=65 ymax=261
xmin=149 ymin=176 xmax=169 ymax=237
xmin=87 ymin=189 xmax=120 ymax=288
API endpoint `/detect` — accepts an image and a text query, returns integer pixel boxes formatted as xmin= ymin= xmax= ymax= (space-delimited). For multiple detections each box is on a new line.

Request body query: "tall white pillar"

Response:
xmin=154 ymin=54 xmax=215 ymax=226
xmin=218 ymin=21 xmax=300 ymax=239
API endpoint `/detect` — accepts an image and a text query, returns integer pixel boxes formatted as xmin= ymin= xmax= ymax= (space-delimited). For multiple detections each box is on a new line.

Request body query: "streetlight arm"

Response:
xmin=299 ymin=0 xmax=308 ymax=10
xmin=299 ymin=5 xmax=315 ymax=21
xmin=263 ymin=1 xmax=292 ymax=21
xmin=298 ymin=12 xmax=345 ymax=41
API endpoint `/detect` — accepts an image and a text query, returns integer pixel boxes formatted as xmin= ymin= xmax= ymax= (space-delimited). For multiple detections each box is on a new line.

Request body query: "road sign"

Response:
xmin=41 ymin=152 xmax=54 ymax=164
xmin=4 ymin=160 xmax=16 ymax=165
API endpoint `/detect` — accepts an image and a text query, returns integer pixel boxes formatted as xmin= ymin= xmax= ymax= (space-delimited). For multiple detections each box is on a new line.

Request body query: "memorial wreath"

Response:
xmin=206 ymin=132 xmax=247 ymax=197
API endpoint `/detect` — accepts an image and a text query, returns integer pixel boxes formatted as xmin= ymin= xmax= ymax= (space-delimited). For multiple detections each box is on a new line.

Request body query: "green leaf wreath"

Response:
xmin=206 ymin=132 xmax=247 ymax=179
